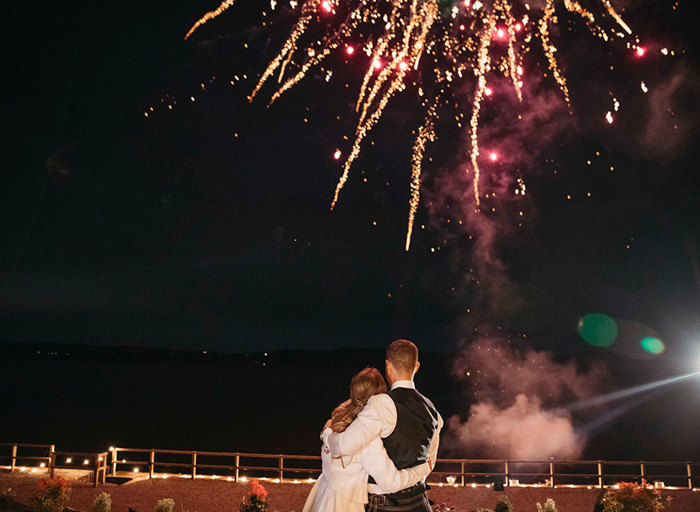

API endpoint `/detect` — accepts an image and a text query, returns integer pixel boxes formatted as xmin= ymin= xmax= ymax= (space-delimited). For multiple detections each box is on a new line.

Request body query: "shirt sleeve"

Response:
xmin=428 ymin=410 xmax=443 ymax=467
xmin=327 ymin=393 xmax=397 ymax=457
xmin=321 ymin=427 xmax=333 ymax=444
xmin=359 ymin=438 xmax=431 ymax=493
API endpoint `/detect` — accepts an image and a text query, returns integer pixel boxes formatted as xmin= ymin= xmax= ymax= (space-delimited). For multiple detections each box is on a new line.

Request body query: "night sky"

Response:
xmin=3 ymin=0 xmax=699 ymax=361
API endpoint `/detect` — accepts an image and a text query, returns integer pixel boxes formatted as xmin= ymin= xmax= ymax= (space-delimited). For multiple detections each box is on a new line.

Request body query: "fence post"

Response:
xmin=504 ymin=461 xmax=509 ymax=487
xmin=96 ymin=453 xmax=105 ymax=485
xmin=10 ymin=444 xmax=17 ymax=472
xmin=49 ymin=445 xmax=55 ymax=475
xmin=461 ymin=461 xmax=465 ymax=487
xmin=549 ymin=459 xmax=555 ymax=487
xmin=191 ymin=452 xmax=197 ymax=479
xmin=279 ymin=455 xmax=284 ymax=482
xmin=598 ymin=461 xmax=603 ymax=488
xmin=688 ymin=463 xmax=693 ymax=490
xmin=111 ymin=448 xmax=117 ymax=476
xmin=149 ymin=450 xmax=155 ymax=479
xmin=94 ymin=454 xmax=100 ymax=487
xmin=49 ymin=449 xmax=56 ymax=478
xmin=640 ymin=462 xmax=645 ymax=482
xmin=235 ymin=454 xmax=240 ymax=482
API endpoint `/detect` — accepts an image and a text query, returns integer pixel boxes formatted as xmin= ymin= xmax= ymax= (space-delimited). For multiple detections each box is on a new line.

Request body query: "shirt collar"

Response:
xmin=391 ymin=380 xmax=415 ymax=390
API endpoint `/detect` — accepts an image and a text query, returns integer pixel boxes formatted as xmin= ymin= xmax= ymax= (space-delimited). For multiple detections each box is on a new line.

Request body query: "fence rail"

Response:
xmin=2 ymin=443 xmax=698 ymax=490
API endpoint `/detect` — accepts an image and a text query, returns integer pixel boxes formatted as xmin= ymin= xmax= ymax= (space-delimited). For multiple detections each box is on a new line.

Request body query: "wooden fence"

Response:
xmin=0 ymin=443 xmax=108 ymax=486
xmin=2 ymin=443 xmax=698 ymax=490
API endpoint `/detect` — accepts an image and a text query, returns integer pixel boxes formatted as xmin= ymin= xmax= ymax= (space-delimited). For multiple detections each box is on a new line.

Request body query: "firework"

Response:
xmin=186 ymin=0 xmax=634 ymax=250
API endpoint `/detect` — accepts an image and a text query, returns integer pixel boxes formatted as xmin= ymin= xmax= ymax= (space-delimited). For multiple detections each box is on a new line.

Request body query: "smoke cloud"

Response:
xmin=421 ymin=73 xmax=575 ymax=322
xmin=443 ymin=337 xmax=609 ymax=459
xmin=446 ymin=395 xmax=583 ymax=460
xmin=418 ymin=50 xmax=614 ymax=461
xmin=639 ymin=63 xmax=699 ymax=159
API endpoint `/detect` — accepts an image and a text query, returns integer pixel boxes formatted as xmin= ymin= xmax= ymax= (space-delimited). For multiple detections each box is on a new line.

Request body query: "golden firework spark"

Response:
xmin=187 ymin=0 xmax=633 ymax=250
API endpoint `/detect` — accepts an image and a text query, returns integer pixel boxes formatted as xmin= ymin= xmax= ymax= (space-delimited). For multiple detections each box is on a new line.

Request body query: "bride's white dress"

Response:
xmin=302 ymin=427 xmax=430 ymax=512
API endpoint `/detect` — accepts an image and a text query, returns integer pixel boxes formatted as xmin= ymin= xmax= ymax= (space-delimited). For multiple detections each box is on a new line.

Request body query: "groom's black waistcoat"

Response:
xmin=379 ymin=388 xmax=439 ymax=474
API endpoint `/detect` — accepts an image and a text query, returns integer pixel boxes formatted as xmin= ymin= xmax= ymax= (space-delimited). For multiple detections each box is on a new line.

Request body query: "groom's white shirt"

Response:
xmin=327 ymin=380 xmax=443 ymax=495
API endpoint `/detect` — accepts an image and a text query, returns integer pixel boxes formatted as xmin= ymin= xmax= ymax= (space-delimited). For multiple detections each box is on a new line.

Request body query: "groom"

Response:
xmin=327 ymin=339 xmax=443 ymax=511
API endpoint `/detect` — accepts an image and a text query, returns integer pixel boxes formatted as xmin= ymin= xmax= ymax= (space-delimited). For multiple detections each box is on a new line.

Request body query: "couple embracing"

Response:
xmin=302 ymin=339 xmax=444 ymax=512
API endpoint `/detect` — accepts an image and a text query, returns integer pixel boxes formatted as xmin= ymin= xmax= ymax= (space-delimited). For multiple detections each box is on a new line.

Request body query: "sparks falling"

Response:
xmin=186 ymin=0 xmax=634 ymax=250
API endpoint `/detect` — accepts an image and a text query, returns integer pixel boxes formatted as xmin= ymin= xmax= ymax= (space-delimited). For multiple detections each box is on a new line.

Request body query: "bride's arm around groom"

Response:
xmin=326 ymin=390 xmax=442 ymax=477
xmin=326 ymin=339 xmax=442 ymax=511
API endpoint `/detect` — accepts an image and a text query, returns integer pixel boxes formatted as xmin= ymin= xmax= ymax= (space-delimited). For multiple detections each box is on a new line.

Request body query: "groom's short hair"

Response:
xmin=386 ymin=339 xmax=418 ymax=374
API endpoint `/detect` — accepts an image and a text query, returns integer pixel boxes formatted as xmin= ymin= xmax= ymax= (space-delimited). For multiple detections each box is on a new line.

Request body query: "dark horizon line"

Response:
xmin=0 ymin=339 xmax=458 ymax=361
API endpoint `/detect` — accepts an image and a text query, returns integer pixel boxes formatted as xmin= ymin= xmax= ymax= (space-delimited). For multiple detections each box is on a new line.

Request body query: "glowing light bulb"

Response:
xmin=489 ymin=152 xmax=498 ymax=161
xmin=321 ymin=0 xmax=332 ymax=12
xmin=372 ymin=59 xmax=382 ymax=70
xmin=333 ymin=149 xmax=342 ymax=160
xmin=345 ymin=45 xmax=354 ymax=55
xmin=496 ymin=28 xmax=506 ymax=39
xmin=635 ymin=46 xmax=645 ymax=56
xmin=399 ymin=61 xmax=408 ymax=71
xmin=515 ymin=22 xmax=522 ymax=31
xmin=484 ymin=87 xmax=492 ymax=96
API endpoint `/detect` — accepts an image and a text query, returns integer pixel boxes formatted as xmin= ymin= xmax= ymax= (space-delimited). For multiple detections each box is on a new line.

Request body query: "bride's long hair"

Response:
xmin=330 ymin=367 xmax=388 ymax=433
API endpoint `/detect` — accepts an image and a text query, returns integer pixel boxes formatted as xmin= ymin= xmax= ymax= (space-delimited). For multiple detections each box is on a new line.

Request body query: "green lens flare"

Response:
xmin=640 ymin=337 xmax=665 ymax=354
xmin=577 ymin=313 xmax=618 ymax=347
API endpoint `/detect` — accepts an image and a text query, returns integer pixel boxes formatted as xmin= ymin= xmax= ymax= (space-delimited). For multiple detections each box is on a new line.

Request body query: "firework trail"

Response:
xmin=186 ymin=0 xmax=636 ymax=250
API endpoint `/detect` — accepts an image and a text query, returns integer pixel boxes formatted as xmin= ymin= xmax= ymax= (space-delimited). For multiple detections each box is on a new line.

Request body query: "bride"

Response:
xmin=302 ymin=367 xmax=431 ymax=512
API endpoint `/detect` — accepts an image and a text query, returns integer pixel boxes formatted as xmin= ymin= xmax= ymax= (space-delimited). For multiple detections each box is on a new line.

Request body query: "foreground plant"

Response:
xmin=240 ymin=481 xmax=268 ymax=512
xmin=495 ymin=496 xmax=514 ymax=512
xmin=33 ymin=477 xmax=71 ymax=512
xmin=601 ymin=481 xmax=671 ymax=512
xmin=0 ymin=488 xmax=17 ymax=508
xmin=154 ymin=498 xmax=175 ymax=512
xmin=537 ymin=498 xmax=558 ymax=512
xmin=91 ymin=492 xmax=112 ymax=512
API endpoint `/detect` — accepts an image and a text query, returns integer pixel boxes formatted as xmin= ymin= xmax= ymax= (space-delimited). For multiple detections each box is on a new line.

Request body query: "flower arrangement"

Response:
xmin=34 ymin=477 xmax=71 ymax=512
xmin=239 ymin=480 xmax=268 ymax=512
xmin=601 ymin=480 xmax=672 ymax=512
